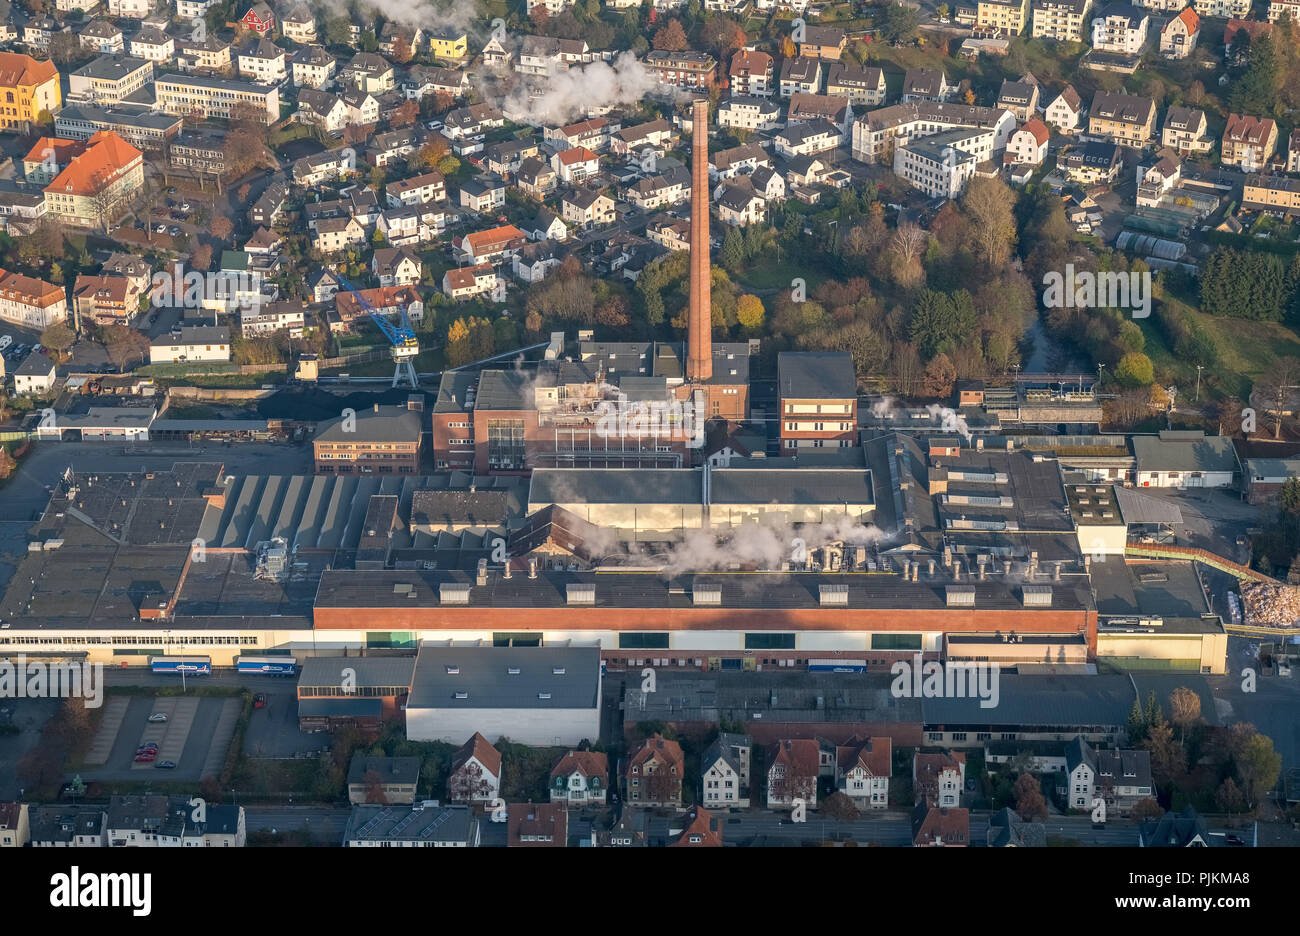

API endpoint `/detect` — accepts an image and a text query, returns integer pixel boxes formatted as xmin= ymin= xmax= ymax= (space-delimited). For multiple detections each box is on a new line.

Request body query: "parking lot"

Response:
xmin=79 ymin=694 xmax=240 ymax=784
xmin=242 ymin=685 xmax=327 ymax=758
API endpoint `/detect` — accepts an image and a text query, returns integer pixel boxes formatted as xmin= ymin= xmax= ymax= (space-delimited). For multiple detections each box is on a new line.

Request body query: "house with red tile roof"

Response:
xmin=448 ymin=732 xmax=502 ymax=804
xmin=507 ymin=802 xmax=567 ymax=847
xmin=835 ymin=736 xmax=892 ymax=809
xmin=914 ymin=751 xmax=966 ymax=808
xmin=550 ymin=750 xmax=608 ymax=805
xmin=1160 ymin=7 xmax=1200 ymax=58
xmin=40 ymin=131 xmax=143 ymax=232
xmin=766 ymin=739 xmax=820 ymax=810
xmin=625 ymin=733 xmax=684 ymax=807
xmin=550 ymin=146 xmax=600 ymax=183
xmin=1222 ymin=113 xmax=1278 ymax=170
xmin=669 ymin=805 xmax=722 ymax=847
xmin=912 ymin=804 xmax=970 ymax=846
xmin=453 ymin=224 xmax=527 ymax=265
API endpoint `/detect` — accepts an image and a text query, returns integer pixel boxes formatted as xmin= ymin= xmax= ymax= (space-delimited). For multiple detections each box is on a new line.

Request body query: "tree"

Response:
xmin=1235 ymin=731 xmax=1282 ymax=808
xmin=881 ymin=3 xmax=921 ymax=42
xmin=962 ymin=176 xmax=1016 ymax=267
xmin=1114 ymin=352 xmax=1154 ymax=387
xmin=1216 ymin=777 xmax=1245 ymax=816
xmin=1253 ymin=356 xmax=1300 ymax=439
xmin=1144 ymin=721 xmax=1185 ymax=786
xmin=1168 ymin=686 xmax=1201 ymax=743
xmin=720 ymin=227 xmax=744 ymax=272
xmin=890 ymin=222 xmax=928 ymax=287
xmin=736 ymin=294 xmax=764 ymax=329
xmin=922 ymin=352 xmax=956 ymax=399
xmin=40 ymin=322 xmax=75 ymax=358
xmin=191 ymin=244 xmax=214 ymax=271
xmin=653 ymin=19 xmax=688 ymax=51
xmin=820 ymin=791 xmax=860 ymax=820
xmin=210 ymin=215 xmax=234 ymax=241
xmin=103 ymin=324 xmax=150 ymax=371
xmin=1012 ymin=771 xmax=1048 ymax=821
xmin=390 ymin=100 xmax=418 ymax=128
xmin=1131 ymin=797 xmax=1164 ymax=822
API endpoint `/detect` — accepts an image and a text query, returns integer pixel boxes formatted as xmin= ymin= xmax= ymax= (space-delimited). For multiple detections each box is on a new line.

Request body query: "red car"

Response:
xmin=134 ymin=752 xmax=156 ymax=763
xmin=253 ymin=693 xmax=267 ymax=709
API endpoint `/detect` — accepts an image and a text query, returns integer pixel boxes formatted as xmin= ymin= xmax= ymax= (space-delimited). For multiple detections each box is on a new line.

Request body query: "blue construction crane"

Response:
xmin=335 ymin=273 xmax=420 ymax=388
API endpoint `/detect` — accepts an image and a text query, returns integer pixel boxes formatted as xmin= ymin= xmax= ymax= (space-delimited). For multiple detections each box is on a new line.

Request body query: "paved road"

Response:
xmin=245 ymin=806 xmax=349 ymax=845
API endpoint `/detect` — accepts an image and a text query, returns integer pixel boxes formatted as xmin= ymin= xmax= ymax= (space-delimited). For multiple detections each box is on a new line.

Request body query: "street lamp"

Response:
xmin=1195 ymin=364 xmax=1204 ymax=403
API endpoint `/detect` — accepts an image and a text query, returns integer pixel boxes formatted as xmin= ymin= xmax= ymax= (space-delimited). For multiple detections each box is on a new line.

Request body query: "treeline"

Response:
xmin=1154 ymin=297 xmax=1219 ymax=369
xmin=1200 ymin=247 xmax=1300 ymax=322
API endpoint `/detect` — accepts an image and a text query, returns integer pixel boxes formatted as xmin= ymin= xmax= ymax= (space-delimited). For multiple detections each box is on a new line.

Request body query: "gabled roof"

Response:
xmin=452 ymin=731 xmax=503 ymax=776
xmin=1164 ymin=6 xmax=1200 ymax=34
xmin=550 ymin=750 xmax=608 ymax=780
xmin=670 ymin=805 xmax=722 ymax=847
xmin=1018 ymin=118 xmax=1051 ymax=146
xmin=627 ymin=732 xmax=684 ymax=774
xmin=0 ymin=51 xmax=58 ymax=88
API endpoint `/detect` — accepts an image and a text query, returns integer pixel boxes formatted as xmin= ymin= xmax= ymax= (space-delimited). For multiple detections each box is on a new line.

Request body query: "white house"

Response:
xmin=1006 ymin=118 xmax=1050 ymax=166
xmin=837 ymin=737 xmax=891 ymax=810
xmin=914 ymin=751 xmax=966 ymax=808
xmin=549 ymin=751 xmax=609 ymax=805
xmin=1045 ymin=85 xmax=1084 ymax=132
xmin=447 ymin=733 xmax=502 ymax=804
xmin=148 ymin=325 xmax=231 ymax=364
xmin=701 ymin=733 xmax=751 ymax=808
xmin=1091 ymin=2 xmax=1149 ymax=54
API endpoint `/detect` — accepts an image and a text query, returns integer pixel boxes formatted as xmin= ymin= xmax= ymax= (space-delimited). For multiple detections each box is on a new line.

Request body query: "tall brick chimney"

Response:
xmin=687 ymin=98 xmax=712 ymax=382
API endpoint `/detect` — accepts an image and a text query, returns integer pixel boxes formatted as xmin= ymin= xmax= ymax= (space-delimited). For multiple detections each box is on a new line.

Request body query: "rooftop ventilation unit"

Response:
xmin=819 ymin=584 xmax=849 ymax=606
xmin=439 ymin=583 xmax=471 ymax=605
xmin=693 ymin=586 xmax=722 ymax=606
xmin=1022 ymin=585 xmax=1052 ymax=607
xmin=945 ymin=585 xmax=975 ymax=607
xmin=566 ymin=583 xmax=596 ymax=605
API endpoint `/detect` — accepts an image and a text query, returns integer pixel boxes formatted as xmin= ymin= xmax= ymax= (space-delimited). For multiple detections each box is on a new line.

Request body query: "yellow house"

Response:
xmin=977 ymin=0 xmax=1030 ymax=35
xmin=429 ymin=30 xmax=468 ymax=60
xmin=0 ymin=51 xmax=61 ymax=132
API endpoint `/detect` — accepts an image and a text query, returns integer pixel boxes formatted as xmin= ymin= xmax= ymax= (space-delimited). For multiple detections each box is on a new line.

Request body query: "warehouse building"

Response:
xmin=405 ymin=644 xmax=602 ymax=746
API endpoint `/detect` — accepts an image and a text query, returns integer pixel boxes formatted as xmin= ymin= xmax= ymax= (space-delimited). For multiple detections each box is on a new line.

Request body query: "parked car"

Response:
xmin=147 ymin=713 xmax=167 ymax=723
xmin=155 ymin=760 xmax=176 ymax=770
xmin=1226 ymin=834 xmax=1246 ymax=846
xmin=168 ymin=226 xmax=181 ymax=237
xmin=134 ymin=752 xmax=156 ymax=763
xmin=253 ymin=693 xmax=267 ymax=709
xmin=154 ymin=224 xmax=167 ymax=234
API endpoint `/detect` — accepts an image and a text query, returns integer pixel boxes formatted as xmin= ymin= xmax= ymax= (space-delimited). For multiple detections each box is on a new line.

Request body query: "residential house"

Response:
xmin=80 ymin=20 xmax=125 ymax=55
xmin=148 ymin=325 xmax=230 ymax=364
xmin=836 ymin=736 xmax=891 ymax=809
xmin=0 ymin=268 xmax=68 ymax=329
xmin=237 ymin=38 xmax=287 ymax=84
xmin=0 ymin=52 xmax=62 ymax=133
xmin=453 ymin=224 xmax=526 ymax=265
xmin=549 ymin=750 xmax=608 ymax=805
xmin=998 ymin=75 xmax=1040 ymax=121
xmin=1160 ymin=6 xmax=1200 ymax=57
xmin=297 ymin=89 xmax=349 ymax=134
xmin=669 ymin=806 xmax=723 ymax=847
xmin=1006 ymin=118 xmax=1051 ymax=165
xmin=901 ymin=67 xmax=951 ymax=102
xmin=766 ymin=739 xmax=819 ymax=810
xmin=524 ymin=208 xmax=567 ymax=242
xmin=293 ymin=46 xmax=338 ymax=88
xmin=280 ymin=3 xmax=317 ymax=43
xmin=507 ymin=803 xmax=567 ymax=847
xmin=386 ymin=170 xmax=447 ymax=208
xmin=341 ymin=89 xmax=379 ymax=127
xmin=513 ymin=240 xmax=565 ymax=283
xmin=13 ymin=353 xmax=57 ymax=395
xmin=779 ymin=56 xmax=822 ymax=96
xmin=701 ymin=733 xmax=751 ymax=808
xmin=610 ymin=118 xmax=676 ymax=157
xmin=786 ymin=92 xmax=853 ymax=136
xmin=914 ymin=751 xmax=966 ymax=807
xmin=129 ymin=27 xmax=174 ymax=62
xmin=1091 ymin=2 xmax=1149 ymax=54
xmin=1243 ymin=174 xmax=1300 ymax=215
xmin=912 ymin=804 xmax=971 ymax=846
xmin=774 ymin=119 xmax=842 ymax=158
xmin=546 ymin=116 xmax=617 ymax=153
xmin=1088 ymin=90 xmax=1156 ymax=146
xmin=987 ymin=806 xmax=1047 ymax=846
xmin=710 ymin=142 xmax=770 ymax=179
xmin=516 ymin=157 xmax=558 ymax=199
xmin=347 ymin=756 xmax=421 ymax=805
xmin=1032 ymin=0 xmax=1093 ymax=40
xmin=340 ymin=52 xmax=394 ymax=94
xmin=1161 ymin=106 xmax=1212 ymax=155
xmin=624 ymin=733 xmax=684 ymax=807
xmin=1136 ymin=150 xmax=1182 ymax=207
xmin=1139 ymin=807 xmax=1222 ymax=846
xmin=313 ymin=215 xmax=367 ymax=253
xmin=562 ymin=188 xmax=616 ymax=229
xmin=716 ymin=179 xmax=767 ymax=226
xmin=1221 ymin=113 xmax=1278 ymax=170
xmin=729 ymin=48 xmax=774 ymax=96
xmin=372 ymin=247 xmax=421 ymax=287
xmin=1058 ymin=140 xmax=1123 ymax=183
xmin=800 ymin=25 xmax=847 ymax=59
xmin=551 ymin=146 xmax=601 ymax=184
xmin=459 ymin=174 xmax=507 ymax=213
xmin=447 ymin=732 xmax=503 ymax=804
xmin=1045 ymin=84 xmax=1084 ymax=131
xmin=894 ymin=128 xmax=989 ymax=198
xmin=978 ymin=0 xmax=1032 ymax=34
xmin=644 ymin=50 xmax=717 ymax=89
xmin=72 ymin=273 xmax=138 ymax=326
xmin=717 ymin=96 xmax=781 ymax=132
xmin=1063 ymin=735 xmax=1154 ymax=815
xmin=825 ymin=63 xmax=887 ymax=107
xmin=238 ymin=2 xmax=275 ymax=36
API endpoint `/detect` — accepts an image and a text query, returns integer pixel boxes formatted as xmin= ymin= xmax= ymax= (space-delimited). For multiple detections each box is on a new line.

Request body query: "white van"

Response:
xmin=0 ymin=335 xmax=11 ymax=350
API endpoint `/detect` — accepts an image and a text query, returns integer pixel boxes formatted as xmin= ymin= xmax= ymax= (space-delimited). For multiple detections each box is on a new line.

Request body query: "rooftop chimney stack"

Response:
xmin=687 ymin=98 xmax=712 ymax=383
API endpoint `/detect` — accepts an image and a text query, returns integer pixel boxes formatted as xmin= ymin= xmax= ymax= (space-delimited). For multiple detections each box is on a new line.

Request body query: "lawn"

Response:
xmin=735 ymin=257 xmax=830 ymax=293
xmin=1142 ymin=305 xmax=1300 ymax=400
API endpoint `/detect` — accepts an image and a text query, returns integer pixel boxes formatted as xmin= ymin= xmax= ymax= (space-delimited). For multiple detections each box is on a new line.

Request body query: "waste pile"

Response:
xmin=1241 ymin=581 xmax=1300 ymax=628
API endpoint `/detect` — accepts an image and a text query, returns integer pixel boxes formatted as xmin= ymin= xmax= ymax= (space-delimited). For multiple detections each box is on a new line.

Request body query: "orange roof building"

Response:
xmin=0 ymin=52 xmax=61 ymax=131
xmin=0 ymin=267 xmax=68 ymax=330
xmin=42 ymin=131 xmax=144 ymax=231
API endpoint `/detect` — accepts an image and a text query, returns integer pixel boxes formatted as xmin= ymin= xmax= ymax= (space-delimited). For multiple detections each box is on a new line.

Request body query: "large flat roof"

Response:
xmin=408 ymin=644 xmax=600 ymax=710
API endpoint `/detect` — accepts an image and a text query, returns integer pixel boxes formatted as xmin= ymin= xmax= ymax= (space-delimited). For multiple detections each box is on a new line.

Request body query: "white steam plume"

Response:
xmin=500 ymin=52 xmax=678 ymax=127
